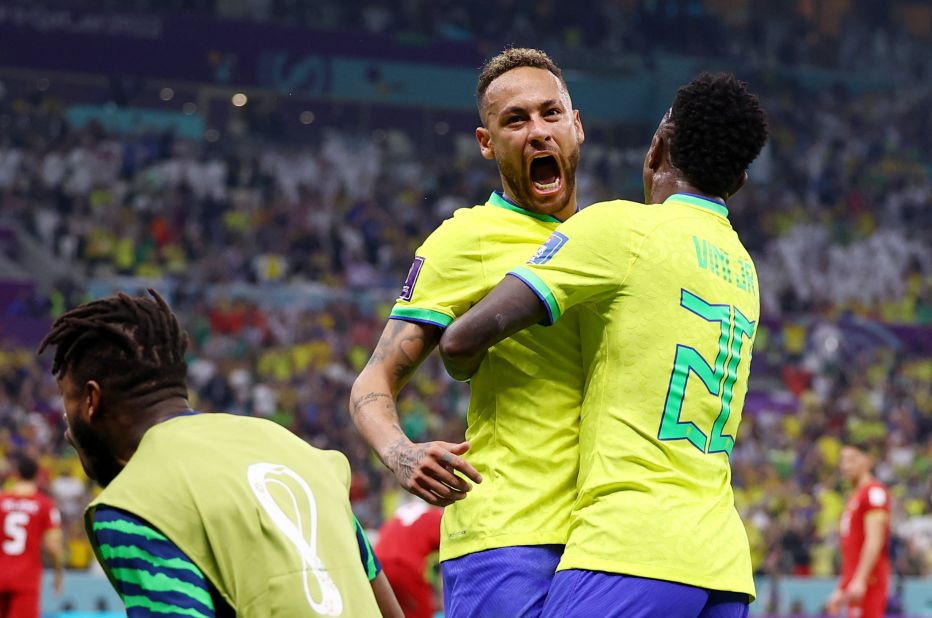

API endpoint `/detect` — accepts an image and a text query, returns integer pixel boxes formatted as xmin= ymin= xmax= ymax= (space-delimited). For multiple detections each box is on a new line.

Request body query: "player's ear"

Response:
xmin=573 ymin=110 xmax=585 ymax=145
xmin=83 ymin=380 xmax=102 ymax=422
xmin=646 ymin=133 xmax=664 ymax=172
xmin=476 ymin=126 xmax=495 ymax=160
xmin=728 ymin=170 xmax=749 ymax=200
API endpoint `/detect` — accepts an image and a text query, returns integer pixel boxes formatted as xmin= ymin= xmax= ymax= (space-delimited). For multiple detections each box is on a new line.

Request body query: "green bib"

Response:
xmin=86 ymin=413 xmax=380 ymax=617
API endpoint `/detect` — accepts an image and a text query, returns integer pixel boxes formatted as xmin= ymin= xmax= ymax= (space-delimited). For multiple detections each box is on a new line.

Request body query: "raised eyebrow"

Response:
xmin=499 ymin=105 xmax=528 ymax=119
xmin=498 ymin=100 xmax=563 ymax=119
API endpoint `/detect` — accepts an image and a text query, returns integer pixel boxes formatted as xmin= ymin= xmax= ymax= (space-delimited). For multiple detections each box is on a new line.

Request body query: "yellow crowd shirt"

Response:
xmin=510 ymin=194 xmax=759 ymax=596
xmin=391 ymin=192 xmax=583 ymax=561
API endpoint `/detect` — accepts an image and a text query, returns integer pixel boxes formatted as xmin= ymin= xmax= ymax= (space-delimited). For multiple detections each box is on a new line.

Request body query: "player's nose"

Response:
xmin=527 ymin=115 xmax=553 ymax=144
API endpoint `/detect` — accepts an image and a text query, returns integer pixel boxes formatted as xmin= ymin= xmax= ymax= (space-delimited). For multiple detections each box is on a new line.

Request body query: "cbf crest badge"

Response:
xmin=398 ymin=256 xmax=425 ymax=301
xmin=528 ymin=232 xmax=569 ymax=265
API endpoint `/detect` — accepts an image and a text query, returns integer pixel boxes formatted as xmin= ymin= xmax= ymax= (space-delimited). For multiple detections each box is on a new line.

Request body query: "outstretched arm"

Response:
xmin=349 ymin=319 xmax=482 ymax=506
xmin=371 ymin=572 xmax=405 ymax=618
xmin=43 ymin=524 xmax=64 ymax=596
xmin=439 ymin=275 xmax=547 ymax=381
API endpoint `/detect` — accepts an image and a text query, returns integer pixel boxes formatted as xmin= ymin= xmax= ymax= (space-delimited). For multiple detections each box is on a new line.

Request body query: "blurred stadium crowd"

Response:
xmin=10 ymin=0 xmax=931 ymax=77
xmin=1 ymin=81 xmax=928 ymax=318
xmin=0 ymin=0 xmax=930 ymax=600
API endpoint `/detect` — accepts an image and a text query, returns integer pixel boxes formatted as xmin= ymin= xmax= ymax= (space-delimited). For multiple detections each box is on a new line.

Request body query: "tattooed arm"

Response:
xmin=349 ymin=319 xmax=482 ymax=506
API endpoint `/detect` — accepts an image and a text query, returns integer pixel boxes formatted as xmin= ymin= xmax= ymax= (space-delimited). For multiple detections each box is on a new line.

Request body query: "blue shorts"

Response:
xmin=541 ymin=570 xmax=750 ymax=618
xmin=442 ymin=545 xmax=563 ymax=618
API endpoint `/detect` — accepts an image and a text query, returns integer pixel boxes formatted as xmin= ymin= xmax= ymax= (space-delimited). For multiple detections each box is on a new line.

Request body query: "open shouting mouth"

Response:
xmin=529 ymin=154 xmax=563 ymax=196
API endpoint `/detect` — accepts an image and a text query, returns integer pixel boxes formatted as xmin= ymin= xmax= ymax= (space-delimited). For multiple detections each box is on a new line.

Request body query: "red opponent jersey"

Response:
xmin=375 ymin=502 xmax=442 ymax=575
xmin=0 ymin=490 xmax=61 ymax=592
xmin=839 ymin=480 xmax=891 ymax=588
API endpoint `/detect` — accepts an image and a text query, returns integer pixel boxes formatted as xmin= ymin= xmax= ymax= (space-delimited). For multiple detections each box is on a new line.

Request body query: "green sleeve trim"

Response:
xmin=509 ymin=267 xmax=562 ymax=325
xmin=123 ymin=595 xmax=213 ymax=618
xmin=93 ymin=519 xmax=170 ymax=542
xmin=389 ymin=306 xmax=454 ymax=328
xmin=354 ymin=516 xmax=379 ymax=581
xmin=98 ymin=544 xmax=203 ymax=577
xmin=110 ymin=568 xmax=214 ymax=608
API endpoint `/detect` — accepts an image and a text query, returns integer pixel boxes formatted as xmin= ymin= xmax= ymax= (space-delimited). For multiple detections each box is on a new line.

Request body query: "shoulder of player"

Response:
xmin=857 ymin=479 xmax=889 ymax=494
xmin=0 ymin=489 xmax=43 ymax=503
xmin=435 ymin=197 xmax=567 ymax=232
xmin=205 ymin=414 xmax=351 ymax=470
xmin=320 ymin=446 xmax=351 ymax=471
xmin=860 ymin=482 xmax=891 ymax=508
xmin=417 ymin=205 xmax=484 ymax=249
xmin=573 ymin=199 xmax=652 ymax=222
xmin=586 ymin=198 xmax=647 ymax=210
xmin=309 ymin=444 xmax=352 ymax=486
xmin=869 ymin=481 xmax=891 ymax=496
xmin=555 ymin=200 xmax=648 ymax=240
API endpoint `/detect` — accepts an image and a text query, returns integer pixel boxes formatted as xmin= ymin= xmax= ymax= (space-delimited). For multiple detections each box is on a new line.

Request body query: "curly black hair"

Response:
xmin=476 ymin=48 xmax=565 ymax=121
xmin=669 ymin=72 xmax=769 ymax=198
xmin=37 ymin=289 xmax=189 ymax=405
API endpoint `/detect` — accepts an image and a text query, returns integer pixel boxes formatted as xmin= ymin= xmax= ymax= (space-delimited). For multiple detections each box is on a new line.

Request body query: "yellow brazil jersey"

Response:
xmin=391 ymin=191 xmax=583 ymax=562
xmin=510 ymin=193 xmax=759 ymax=597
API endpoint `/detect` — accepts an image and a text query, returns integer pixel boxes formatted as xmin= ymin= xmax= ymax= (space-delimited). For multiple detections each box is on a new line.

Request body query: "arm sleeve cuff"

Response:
xmin=353 ymin=516 xmax=382 ymax=581
xmin=389 ymin=306 xmax=454 ymax=328
xmin=508 ymin=267 xmax=562 ymax=325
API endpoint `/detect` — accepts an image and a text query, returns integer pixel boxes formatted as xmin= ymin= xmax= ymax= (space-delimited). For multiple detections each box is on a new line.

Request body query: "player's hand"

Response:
xmin=384 ymin=439 xmax=482 ymax=507
xmin=845 ymin=577 xmax=867 ymax=605
xmin=826 ymin=588 xmax=845 ymax=615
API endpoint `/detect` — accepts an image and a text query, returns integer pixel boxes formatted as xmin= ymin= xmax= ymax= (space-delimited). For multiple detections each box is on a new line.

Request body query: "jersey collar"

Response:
xmin=488 ymin=191 xmax=561 ymax=223
xmin=665 ymin=193 xmax=729 ymax=219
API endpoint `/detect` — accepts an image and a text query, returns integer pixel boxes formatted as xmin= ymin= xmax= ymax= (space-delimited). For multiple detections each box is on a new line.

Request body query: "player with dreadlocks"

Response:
xmin=39 ymin=290 xmax=190 ymax=487
xmin=38 ymin=290 xmax=403 ymax=618
xmin=440 ymin=73 xmax=769 ymax=617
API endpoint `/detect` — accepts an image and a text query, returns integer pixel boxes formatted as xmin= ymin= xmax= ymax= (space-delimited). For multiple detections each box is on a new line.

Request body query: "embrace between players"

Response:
xmin=350 ymin=49 xmax=769 ymax=618
xmin=37 ymin=48 xmax=785 ymax=618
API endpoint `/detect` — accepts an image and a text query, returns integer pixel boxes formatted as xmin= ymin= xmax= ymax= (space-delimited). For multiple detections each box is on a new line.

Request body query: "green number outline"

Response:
xmin=657 ymin=289 xmax=755 ymax=456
